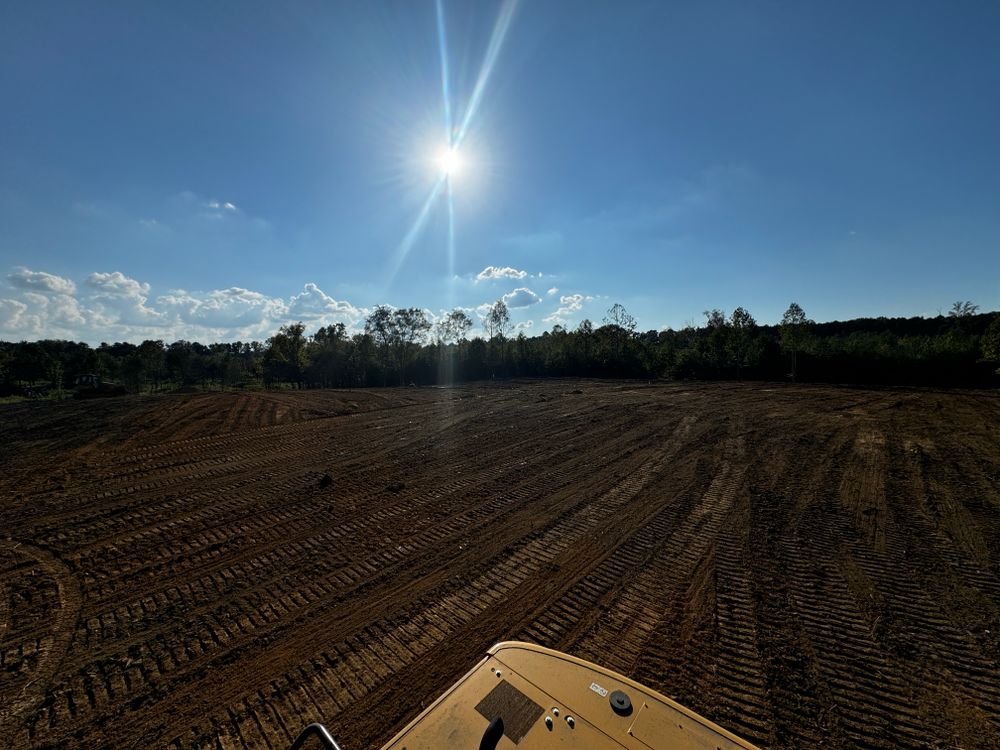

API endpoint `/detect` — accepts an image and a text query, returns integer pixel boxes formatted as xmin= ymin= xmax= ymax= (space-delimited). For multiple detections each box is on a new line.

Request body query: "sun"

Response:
xmin=436 ymin=146 xmax=462 ymax=177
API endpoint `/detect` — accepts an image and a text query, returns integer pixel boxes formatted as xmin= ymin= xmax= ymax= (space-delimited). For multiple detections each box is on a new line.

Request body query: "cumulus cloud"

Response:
xmin=86 ymin=271 xmax=150 ymax=297
xmin=3 ymin=268 xmax=87 ymax=337
xmin=515 ymin=320 xmax=534 ymax=330
xmin=287 ymin=282 xmax=365 ymax=324
xmin=158 ymin=287 xmax=286 ymax=329
xmin=0 ymin=267 xmax=375 ymax=344
xmin=547 ymin=287 xmax=559 ymax=296
xmin=475 ymin=265 xmax=527 ymax=282
xmin=543 ymin=293 xmax=587 ymax=324
xmin=0 ymin=298 xmax=31 ymax=334
xmin=502 ymin=287 xmax=542 ymax=308
xmin=7 ymin=267 xmax=76 ymax=295
xmin=558 ymin=293 xmax=585 ymax=311
xmin=85 ymin=271 xmax=163 ymax=326
xmin=1 ymin=291 xmax=85 ymax=340
xmin=24 ymin=290 xmax=87 ymax=327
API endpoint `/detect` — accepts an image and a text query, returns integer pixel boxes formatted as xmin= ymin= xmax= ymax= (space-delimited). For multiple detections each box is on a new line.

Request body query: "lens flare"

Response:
xmin=437 ymin=147 xmax=462 ymax=176
xmin=387 ymin=0 xmax=518 ymax=285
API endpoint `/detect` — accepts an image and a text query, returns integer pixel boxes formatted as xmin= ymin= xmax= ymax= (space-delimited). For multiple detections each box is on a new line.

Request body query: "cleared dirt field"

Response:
xmin=1 ymin=381 xmax=998 ymax=750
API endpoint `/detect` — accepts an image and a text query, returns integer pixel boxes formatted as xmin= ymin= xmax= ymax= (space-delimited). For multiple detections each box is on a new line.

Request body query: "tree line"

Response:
xmin=2 ymin=300 xmax=999 ymax=397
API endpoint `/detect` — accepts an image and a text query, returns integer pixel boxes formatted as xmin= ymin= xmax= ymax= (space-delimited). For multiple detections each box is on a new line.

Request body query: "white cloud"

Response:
xmin=0 ymin=266 xmax=327 ymax=343
xmin=85 ymin=271 xmax=164 ymax=327
xmin=2 ymin=268 xmax=88 ymax=338
xmin=206 ymin=199 xmax=239 ymax=212
xmin=183 ymin=194 xmax=247 ymax=222
xmin=475 ymin=265 xmax=527 ymax=283
xmin=502 ymin=287 xmax=542 ymax=308
xmin=547 ymin=287 xmax=559 ymax=296
xmin=86 ymin=271 xmax=150 ymax=298
xmin=0 ymin=268 xmax=417 ymax=345
xmin=0 ymin=291 xmax=84 ymax=339
xmin=0 ymin=298 xmax=32 ymax=337
xmin=7 ymin=267 xmax=76 ymax=295
xmin=158 ymin=287 xmax=286 ymax=329
xmin=287 ymin=282 xmax=365 ymax=324
xmin=559 ymin=293 xmax=585 ymax=310
xmin=543 ymin=293 xmax=586 ymax=325
xmin=24 ymin=290 xmax=87 ymax=327
xmin=515 ymin=320 xmax=534 ymax=330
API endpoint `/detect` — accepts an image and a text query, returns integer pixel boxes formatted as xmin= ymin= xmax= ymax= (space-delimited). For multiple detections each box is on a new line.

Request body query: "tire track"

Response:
xmin=0 ymin=542 xmax=82 ymax=748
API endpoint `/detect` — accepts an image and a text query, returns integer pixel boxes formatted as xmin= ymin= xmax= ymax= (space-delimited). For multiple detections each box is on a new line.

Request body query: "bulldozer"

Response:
xmin=289 ymin=641 xmax=760 ymax=750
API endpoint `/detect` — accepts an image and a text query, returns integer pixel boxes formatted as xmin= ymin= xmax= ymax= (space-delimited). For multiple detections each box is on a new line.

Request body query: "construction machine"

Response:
xmin=289 ymin=641 xmax=760 ymax=750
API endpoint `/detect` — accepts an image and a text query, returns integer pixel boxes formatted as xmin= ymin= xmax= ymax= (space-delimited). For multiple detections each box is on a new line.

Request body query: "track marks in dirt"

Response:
xmin=2 ymin=382 xmax=999 ymax=750
xmin=0 ymin=541 xmax=82 ymax=747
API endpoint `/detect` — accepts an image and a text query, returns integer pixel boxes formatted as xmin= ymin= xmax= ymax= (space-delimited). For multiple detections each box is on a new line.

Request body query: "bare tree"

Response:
xmin=604 ymin=303 xmax=636 ymax=360
xmin=604 ymin=303 xmax=636 ymax=333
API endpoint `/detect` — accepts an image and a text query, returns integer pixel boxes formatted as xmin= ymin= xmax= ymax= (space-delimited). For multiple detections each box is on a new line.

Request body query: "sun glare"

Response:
xmin=437 ymin=147 xmax=462 ymax=177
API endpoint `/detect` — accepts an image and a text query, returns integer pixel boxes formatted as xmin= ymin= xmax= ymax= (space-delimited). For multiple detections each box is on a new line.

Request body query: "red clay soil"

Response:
xmin=0 ymin=381 xmax=997 ymax=750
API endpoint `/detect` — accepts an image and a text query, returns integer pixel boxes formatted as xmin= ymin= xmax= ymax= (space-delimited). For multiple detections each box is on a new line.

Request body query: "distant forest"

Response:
xmin=2 ymin=301 xmax=999 ymax=397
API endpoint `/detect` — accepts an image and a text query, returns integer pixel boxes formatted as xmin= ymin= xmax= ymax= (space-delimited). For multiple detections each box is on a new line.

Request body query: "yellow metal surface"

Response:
xmin=379 ymin=642 xmax=761 ymax=750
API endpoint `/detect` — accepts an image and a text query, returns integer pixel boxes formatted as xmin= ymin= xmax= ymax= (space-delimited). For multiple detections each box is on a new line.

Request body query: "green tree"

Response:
xmin=391 ymin=307 xmax=432 ymax=383
xmin=47 ymin=360 xmax=65 ymax=396
xmin=364 ymin=306 xmax=431 ymax=384
xmin=948 ymin=301 xmax=979 ymax=318
xmin=702 ymin=308 xmax=729 ymax=374
xmin=138 ymin=340 xmax=165 ymax=393
xmin=982 ymin=314 xmax=1000 ymax=373
xmin=437 ymin=309 xmax=473 ymax=344
xmin=307 ymin=324 xmax=348 ymax=387
xmin=483 ymin=300 xmax=512 ymax=342
xmin=364 ymin=304 xmax=395 ymax=383
xmin=576 ymin=319 xmax=594 ymax=371
xmin=264 ymin=322 xmax=308 ymax=387
xmin=435 ymin=309 xmax=472 ymax=385
xmin=483 ymin=300 xmax=512 ymax=371
xmin=10 ymin=342 xmax=51 ymax=385
xmin=727 ymin=306 xmax=759 ymax=379
xmin=780 ymin=302 xmax=813 ymax=381
xmin=348 ymin=332 xmax=376 ymax=386
xmin=121 ymin=353 xmax=145 ymax=393
xmin=948 ymin=300 xmax=980 ymax=335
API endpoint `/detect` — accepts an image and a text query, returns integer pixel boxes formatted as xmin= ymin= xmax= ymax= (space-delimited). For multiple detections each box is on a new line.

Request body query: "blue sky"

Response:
xmin=1 ymin=0 xmax=999 ymax=344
